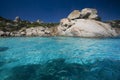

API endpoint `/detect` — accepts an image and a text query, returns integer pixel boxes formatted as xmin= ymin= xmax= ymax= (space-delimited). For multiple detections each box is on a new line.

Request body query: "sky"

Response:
xmin=0 ymin=0 xmax=120 ymax=22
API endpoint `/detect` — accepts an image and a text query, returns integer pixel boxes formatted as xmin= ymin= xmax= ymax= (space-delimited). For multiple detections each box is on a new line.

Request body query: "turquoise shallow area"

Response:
xmin=0 ymin=37 xmax=120 ymax=80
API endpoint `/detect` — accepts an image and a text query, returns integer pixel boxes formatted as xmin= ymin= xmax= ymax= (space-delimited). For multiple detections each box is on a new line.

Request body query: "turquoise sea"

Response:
xmin=0 ymin=37 xmax=120 ymax=80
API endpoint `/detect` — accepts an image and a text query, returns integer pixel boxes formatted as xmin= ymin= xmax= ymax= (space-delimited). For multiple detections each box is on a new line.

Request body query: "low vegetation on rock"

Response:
xmin=0 ymin=16 xmax=59 ymax=32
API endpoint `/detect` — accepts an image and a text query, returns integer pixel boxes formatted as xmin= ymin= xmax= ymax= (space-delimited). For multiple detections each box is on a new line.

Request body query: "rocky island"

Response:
xmin=0 ymin=8 xmax=120 ymax=37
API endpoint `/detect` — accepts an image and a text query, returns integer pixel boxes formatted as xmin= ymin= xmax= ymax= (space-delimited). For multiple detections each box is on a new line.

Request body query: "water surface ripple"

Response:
xmin=0 ymin=37 xmax=120 ymax=80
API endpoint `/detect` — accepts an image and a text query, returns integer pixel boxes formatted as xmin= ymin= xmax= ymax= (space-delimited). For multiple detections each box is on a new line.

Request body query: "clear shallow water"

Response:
xmin=0 ymin=37 xmax=120 ymax=80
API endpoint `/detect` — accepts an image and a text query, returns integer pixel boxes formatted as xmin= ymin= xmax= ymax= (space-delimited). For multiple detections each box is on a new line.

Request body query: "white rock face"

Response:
xmin=0 ymin=31 xmax=4 ymax=36
xmin=81 ymin=8 xmax=100 ymax=20
xmin=67 ymin=8 xmax=101 ymax=21
xmin=57 ymin=8 xmax=118 ymax=37
xmin=25 ymin=27 xmax=51 ymax=36
xmin=58 ymin=19 xmax=117 ymax=37
xmin=68 ymin=10 xmax=81 ymax=20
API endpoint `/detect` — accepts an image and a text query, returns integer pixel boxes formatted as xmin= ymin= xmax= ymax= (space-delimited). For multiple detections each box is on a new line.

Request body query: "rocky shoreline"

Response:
xmin=0 ymin=8 xmax=120 ymax=37
xmin=0 ymin=27 xmax=58 ymax=37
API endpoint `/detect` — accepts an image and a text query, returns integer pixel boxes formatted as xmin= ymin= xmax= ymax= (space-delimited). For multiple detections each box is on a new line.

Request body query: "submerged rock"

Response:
xmin=3 ymin=58 xmax=120 ymax=80
xmin=0 ymin=47 xmax=9 ymax=52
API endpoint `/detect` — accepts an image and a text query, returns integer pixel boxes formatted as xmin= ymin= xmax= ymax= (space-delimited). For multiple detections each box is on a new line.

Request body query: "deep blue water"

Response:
xmin=0 ymin=37 xmax=120 ymax=80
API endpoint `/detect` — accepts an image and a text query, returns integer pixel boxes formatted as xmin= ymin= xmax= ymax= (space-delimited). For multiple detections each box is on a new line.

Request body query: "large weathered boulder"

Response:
xmin=5 ymin=32 xmax=10 ymax=36
xmin=67 ymin=8 xmax=101 ymax=20
xmin=0 ymin=31 xmax=4 ymax=36
xmin=57 ymin=19 xmax=117 ymax=37
xmin=81 ymin=8 xmax=100 ymax=20
xmin=25 ymin=27 xmax=39 ymax=36
xmin=68 ymin=10 xmax=81 ymax=20
xmin=57 ymin=8 xmax=118 ymax=37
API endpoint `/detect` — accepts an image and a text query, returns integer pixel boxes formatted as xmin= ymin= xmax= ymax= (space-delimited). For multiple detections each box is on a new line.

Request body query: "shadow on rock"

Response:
xmin=0 ymin=47 xmax=9 ymax=52
xmin=4 ymin=58 xmax=120 ymax=80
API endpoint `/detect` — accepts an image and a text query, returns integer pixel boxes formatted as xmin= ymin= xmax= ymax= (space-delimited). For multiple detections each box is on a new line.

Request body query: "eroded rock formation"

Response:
xmin=57 ymin=8 xmax=118 ymax=37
